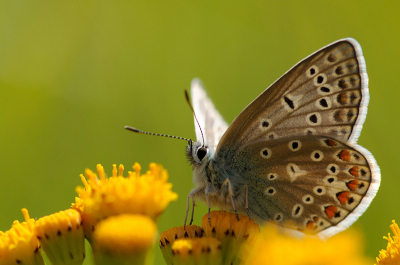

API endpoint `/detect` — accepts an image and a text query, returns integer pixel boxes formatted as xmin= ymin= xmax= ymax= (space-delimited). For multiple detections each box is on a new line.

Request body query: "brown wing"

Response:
xmin=216 ymin=38 xmax=368 ymax=158
xmin=229 ymin=135 xmax=379 ymax=238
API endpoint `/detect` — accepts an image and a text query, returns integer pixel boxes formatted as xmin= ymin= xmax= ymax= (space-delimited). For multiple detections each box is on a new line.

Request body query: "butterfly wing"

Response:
xmin=210 ymin=38 xmax=380 ymax=237
xmin=217 ymin=38 xmax=369 ymax=157
xmin=230 ymin=135 xmax=379 ymax=238
xmin=191 ymin=78 xmax=228 ymax=152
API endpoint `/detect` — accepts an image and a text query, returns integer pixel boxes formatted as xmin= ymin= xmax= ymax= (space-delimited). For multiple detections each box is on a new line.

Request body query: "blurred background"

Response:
xmin=0 ymin=1 xmax=398 ymax=263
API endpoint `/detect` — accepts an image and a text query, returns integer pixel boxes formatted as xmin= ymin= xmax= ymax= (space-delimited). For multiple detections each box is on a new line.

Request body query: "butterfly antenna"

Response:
xmin=185 ymin=90 xmax=205 ymax=147
xmin=125 ymin=126 xmax=191 ymax=143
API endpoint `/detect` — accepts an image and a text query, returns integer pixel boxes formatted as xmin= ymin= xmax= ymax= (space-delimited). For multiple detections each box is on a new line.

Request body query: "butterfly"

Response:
xmin=183 ymin=38 xmax=380 ymax=238
xmin=125 ymin=38 xmax=380 ymax=238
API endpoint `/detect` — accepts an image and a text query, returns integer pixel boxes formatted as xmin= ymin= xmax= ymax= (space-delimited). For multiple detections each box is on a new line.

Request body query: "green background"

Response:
xmin=0 ymin=1 xmax=397 ymax=263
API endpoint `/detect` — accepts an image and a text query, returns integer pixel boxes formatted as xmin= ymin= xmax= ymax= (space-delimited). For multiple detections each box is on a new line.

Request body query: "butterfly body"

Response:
xmin=187 ymin=142 xmax=248 ymax=214
xmin=187 ymin=38 xmax=380 ymax=238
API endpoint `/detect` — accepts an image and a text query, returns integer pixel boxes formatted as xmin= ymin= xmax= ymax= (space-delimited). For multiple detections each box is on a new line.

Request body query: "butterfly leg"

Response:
xmin=205 ymin=185 xmax=213 ymax=226
xmin=184 ymin=195 xmax=190 ymax=229
xmin=185 ymin=187 xmax=202 ymax=229
xmin=190 ymin=198 xmax=195 ymax=225
xmin=223 ymin=178 xmax=240 ymax=221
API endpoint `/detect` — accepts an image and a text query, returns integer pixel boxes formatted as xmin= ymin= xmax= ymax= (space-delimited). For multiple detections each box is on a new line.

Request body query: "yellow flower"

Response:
xmin=247 ymin=222 xmax=371 ymax=265
xmin=159 ymin=225 xmax=204 ymax=264
xmin=0 ymin=209 xmax=44 ymax=265
xmin=201 ymin=210 xmax=259 ymax=265
xmin=92 ymin=214 xmax=157 ymax=265
xmin=375 ymin=220 xmax=400 ymax=265
xmin=171 ymin=237 xmax=222 ymax=265
xmin=159 ymin=211 xmax=259 ymax=265
xmin=72 ymin=162 xmax=178 ymax=241
xmin=71 ymin=197 xmax=97 ymax=244
xmin=160 ymin=224 xmax=222 ymax=265
xmin=35 ymin=209 xmax=85 ymax=265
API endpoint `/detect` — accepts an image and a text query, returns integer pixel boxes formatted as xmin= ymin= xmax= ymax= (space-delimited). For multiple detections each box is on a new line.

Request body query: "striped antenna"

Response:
xmin=124 ymin=126 xmax=191 ymax=143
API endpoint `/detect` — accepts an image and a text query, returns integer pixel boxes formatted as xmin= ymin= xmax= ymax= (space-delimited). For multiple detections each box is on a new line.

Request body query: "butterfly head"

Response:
xmin=186 ymin=140 xmax=210 ymax=167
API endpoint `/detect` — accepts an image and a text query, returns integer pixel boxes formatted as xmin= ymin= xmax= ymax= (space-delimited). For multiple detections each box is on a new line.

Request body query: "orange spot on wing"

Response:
xmin=337 ymin=191 xmax=350 ymax=205
xmin=325 ymin=206 xmax=337 ymax=219
xmin=306 ymin=221 xmax=315 ymax=230
xmin=339 ymin=93 xmax=348 ymax=104
xmin=349 ymin=166 xmax=359 ymax=177
xmin=347 ymin=180 xmax=359 ymax=191
xmin=313 ymin=216 xmax=319 ymax=222
xmin=324 ymin=139 xmax=337 ymax=147
xmin=338 ymin=150 xmax=351 ymax=161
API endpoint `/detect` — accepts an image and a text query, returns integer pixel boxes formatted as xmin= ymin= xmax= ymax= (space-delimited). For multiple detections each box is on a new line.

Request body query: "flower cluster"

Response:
xmin=0 ymin=161 xmax=398 ymax=265
xmin=0 ymin=162 xmax=177 ymax=265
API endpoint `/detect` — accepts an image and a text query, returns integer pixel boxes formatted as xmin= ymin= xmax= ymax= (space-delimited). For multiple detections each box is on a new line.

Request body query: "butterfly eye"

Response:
xmin=197 ymin=147 xmax=208 ymax=161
